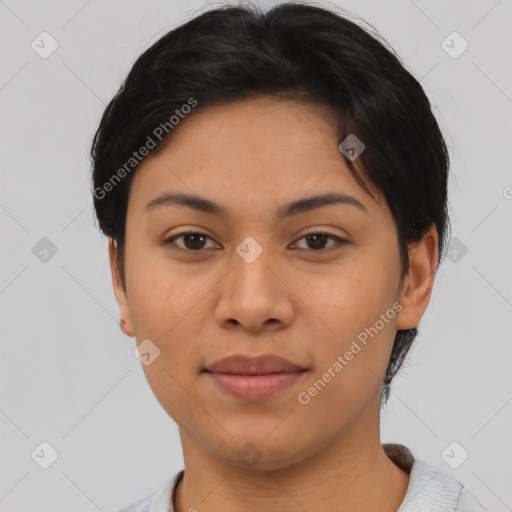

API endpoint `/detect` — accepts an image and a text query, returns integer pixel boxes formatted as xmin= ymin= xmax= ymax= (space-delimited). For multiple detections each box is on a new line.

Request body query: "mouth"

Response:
xmin=204 ymin=353 xmax=306 ymax=374
xmin=203 ymin=368 xmax=308 ymax=401
xmin=202 ymin=353 xmax=309 ymax=401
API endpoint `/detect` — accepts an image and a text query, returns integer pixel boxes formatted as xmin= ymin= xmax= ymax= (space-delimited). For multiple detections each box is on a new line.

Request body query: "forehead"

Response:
xmin=127 ymin=97 xmax=388 ymax=221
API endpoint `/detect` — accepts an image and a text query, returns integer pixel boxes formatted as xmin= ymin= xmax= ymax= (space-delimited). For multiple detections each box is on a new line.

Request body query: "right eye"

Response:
xmin=163 ymin=230 xmax=220 ymax=252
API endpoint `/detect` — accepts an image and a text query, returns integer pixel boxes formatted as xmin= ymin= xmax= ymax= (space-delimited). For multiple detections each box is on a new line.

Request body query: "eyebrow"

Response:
xmin=145 ymin=191 xmax=368 ymax=219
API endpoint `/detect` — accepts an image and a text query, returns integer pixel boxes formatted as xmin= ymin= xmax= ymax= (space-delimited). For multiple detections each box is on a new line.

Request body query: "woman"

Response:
xmin=90 ymin=2 xmax=487 ymax=511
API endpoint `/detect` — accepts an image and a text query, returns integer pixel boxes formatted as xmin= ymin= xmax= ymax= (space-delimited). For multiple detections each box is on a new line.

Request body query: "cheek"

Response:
xmin=296 ymin=260 xmax=398 ymax=333
xmin=124 ymin=252 xmax=206 ymax=383
xmin=129 ymin=275 xmax=208 ymax=366
xmin=125 ymin=243 xmax=205 ymax=335
xmin=295 ymin=261 xmax=399 ymax=388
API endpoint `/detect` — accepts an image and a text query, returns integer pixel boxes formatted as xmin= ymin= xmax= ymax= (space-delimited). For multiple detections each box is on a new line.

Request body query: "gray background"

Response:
xmin=1 ymin=0 xmax=511 ymax=510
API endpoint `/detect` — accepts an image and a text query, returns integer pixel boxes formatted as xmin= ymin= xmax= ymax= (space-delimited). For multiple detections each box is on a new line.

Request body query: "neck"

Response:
xmin=174 ymin=408 xmax=410 ymax=512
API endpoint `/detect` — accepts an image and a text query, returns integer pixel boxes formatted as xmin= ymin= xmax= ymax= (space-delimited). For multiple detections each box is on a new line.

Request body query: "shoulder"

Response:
xmin=399 ymin=459 xmax=488 ymax=512
xmin=456 ymin=487 xmax=490 ymax=512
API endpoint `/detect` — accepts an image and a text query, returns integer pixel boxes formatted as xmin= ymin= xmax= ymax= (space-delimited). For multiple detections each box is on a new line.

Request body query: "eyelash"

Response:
xmin=163 ymin=230 xmax=348 ymax=254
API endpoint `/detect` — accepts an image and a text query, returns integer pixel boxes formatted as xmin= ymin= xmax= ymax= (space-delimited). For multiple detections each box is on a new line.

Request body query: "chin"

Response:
xmin=213 ymin=434 xmax=310 ymax=472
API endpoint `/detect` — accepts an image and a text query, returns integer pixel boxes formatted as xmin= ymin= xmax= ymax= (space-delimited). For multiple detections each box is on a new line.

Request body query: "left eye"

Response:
xmin=163 ymin=231 xmax=346 ymax=252
xmin=292 ymin=232 xmax=346 ymax=251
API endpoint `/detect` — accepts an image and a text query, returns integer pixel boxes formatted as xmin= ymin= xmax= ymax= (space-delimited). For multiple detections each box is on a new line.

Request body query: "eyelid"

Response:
xmin=163 ymin=228 xmax=348 ymax=253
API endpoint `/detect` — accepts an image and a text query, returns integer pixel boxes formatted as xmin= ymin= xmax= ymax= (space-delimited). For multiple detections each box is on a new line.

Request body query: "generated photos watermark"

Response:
xmin=297 ymin=301 xmax=403 ymax=405
xmin=93 ymin=97 xmax=198 ymax=200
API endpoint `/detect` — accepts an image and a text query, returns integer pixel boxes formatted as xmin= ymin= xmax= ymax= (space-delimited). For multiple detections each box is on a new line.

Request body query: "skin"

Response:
xmin=109 ymin=97 xmax=438 ymax=512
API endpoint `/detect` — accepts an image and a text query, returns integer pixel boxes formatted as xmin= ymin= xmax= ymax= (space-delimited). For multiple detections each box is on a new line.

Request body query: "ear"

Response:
xmin=396 ymin=224 xmax=439 ymax=330
xmin=108 ymin=238 xmax=135 ymax=337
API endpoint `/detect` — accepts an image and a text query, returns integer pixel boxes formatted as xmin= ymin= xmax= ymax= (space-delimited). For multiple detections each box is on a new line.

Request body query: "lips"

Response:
xmin=204 ymin=354 xmax=305 ymax=375
xmin=203 ymin=354 xmax=308 ymax=401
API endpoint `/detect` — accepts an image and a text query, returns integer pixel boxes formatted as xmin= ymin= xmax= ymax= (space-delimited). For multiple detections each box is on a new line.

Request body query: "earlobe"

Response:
xmin=108 ymin=238 xmax=135 ymax=337
xmin=396 ymin=225 xmax=439 ymax=330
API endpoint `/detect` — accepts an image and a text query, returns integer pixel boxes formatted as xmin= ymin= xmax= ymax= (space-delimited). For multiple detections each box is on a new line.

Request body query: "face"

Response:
xmin=110 ymin=97 xmax=436 ymax=470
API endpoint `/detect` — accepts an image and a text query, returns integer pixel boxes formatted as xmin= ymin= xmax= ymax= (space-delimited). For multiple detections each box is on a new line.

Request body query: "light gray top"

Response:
xmin=114 ymin=444 xmax=488 ymax=512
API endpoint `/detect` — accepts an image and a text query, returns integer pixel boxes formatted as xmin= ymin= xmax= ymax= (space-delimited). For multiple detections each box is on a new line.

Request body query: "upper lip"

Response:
xmin=205 ymin=354 xmax=306 ymax=375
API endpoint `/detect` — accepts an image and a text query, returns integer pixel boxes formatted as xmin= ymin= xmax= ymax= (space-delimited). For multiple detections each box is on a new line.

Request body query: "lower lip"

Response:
xmin=206 ymin=371 xmax=306 ymax=401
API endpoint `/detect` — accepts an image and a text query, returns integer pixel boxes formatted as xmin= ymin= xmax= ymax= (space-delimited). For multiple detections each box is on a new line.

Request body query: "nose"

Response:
xmin=213 ymin=242 xmax=294 ymax=333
